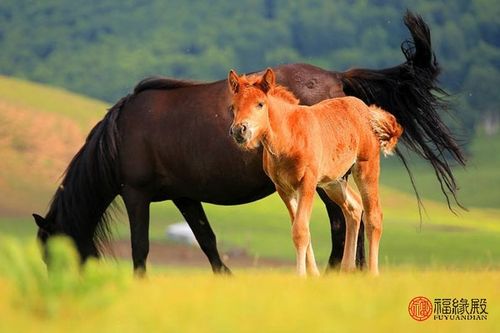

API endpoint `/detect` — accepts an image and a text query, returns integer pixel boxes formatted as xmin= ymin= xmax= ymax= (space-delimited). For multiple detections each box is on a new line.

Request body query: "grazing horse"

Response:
xmin=229 ymin=69 xmax=403 ymax=275
xmin=32 ymin=12 xmax=464 ymax=275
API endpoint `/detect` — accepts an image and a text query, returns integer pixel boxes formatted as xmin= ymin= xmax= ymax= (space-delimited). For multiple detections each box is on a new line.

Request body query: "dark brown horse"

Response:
xmin=33 ymin=12 xmax=464 ymax=275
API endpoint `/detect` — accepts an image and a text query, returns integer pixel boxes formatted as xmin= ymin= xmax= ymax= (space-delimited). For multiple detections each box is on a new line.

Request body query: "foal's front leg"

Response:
xmin=292 ymin=179 xmax=318 ymax=276
xmin=277 ymin=187 xmax=319 ymax=277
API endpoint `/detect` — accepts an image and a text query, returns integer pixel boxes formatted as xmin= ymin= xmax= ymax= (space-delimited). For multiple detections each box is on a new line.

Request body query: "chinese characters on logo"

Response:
xmin=409 ymin=297 xmax=488 ymax=321
xmin=434 ymin=298 xmax=488 ymax=320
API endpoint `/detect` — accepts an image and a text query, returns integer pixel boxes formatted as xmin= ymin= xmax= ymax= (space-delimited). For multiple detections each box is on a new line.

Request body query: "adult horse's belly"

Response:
xmin=118 ymin=87 xmax=275 ymax=205
xmin=155 ymin=143 xmax=276 ymax=205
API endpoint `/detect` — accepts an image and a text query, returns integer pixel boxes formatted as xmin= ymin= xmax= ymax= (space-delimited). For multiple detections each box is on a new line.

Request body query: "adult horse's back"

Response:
xmin=33 ymin=12 xmax=464 ymax=274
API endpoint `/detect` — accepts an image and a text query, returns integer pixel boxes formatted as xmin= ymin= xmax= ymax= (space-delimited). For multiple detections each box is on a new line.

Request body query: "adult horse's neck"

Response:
xmin=46 ymin=183 xmax=115 ymax=258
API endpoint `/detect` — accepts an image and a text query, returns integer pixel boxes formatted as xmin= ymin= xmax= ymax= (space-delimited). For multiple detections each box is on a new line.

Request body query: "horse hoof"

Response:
xmin=214 ymin=265 xmax=232 ymax=275
xmin=134 ymin=267 xmax=147 ymax=278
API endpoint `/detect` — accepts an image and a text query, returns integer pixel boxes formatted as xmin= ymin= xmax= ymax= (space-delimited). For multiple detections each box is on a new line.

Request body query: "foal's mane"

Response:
xmin=241 ymin=74 xmax=299 ymax=105
xmin=268 ymin=86 xmax=300 ymax=105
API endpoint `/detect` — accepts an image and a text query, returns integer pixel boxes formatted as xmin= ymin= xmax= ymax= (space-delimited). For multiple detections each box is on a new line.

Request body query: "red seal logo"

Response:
xmin=408 ymin=296 xmax=433 ymax=321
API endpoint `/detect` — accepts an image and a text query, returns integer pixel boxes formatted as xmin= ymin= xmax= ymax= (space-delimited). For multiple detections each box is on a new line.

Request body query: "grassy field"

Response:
xmin=0 ymin=238 xmax=498 ymax=333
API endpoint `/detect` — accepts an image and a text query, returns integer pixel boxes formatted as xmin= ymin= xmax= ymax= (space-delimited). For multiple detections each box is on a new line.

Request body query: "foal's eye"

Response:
xmin=257 ymin=102 xmax=264 ymax=109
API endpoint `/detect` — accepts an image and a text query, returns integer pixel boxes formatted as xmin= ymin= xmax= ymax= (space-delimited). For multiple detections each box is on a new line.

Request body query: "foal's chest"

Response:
xmin=263 ymin=153 xmax=306 ymax=192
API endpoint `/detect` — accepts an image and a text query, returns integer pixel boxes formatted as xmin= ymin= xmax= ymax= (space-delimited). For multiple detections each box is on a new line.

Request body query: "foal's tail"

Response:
xmin=368 ymin=105 xmax=404 ymax=156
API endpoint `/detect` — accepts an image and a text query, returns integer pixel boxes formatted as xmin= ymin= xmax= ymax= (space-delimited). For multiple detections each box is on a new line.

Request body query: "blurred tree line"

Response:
xmin=0 ymin=0 xmax=498 ymax=136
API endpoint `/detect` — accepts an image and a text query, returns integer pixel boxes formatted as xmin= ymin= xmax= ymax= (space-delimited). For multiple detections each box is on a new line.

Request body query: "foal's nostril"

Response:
xmin=230 ymin=123 xmax=250 ymax=143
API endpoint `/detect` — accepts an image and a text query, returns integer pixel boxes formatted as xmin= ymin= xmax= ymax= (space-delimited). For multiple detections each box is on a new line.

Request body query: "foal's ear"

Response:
xmin=33 ymin=213 xmax=48 ymax=230
xmin=228 ymin=69 xmax=240 ymax=94
xmin=260 ymin=68 xmax=275 ymax=93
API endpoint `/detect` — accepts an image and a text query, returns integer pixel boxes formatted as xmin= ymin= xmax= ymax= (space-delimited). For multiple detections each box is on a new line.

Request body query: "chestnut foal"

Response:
xmin=228 ymin=69 xmax=403 ymax=276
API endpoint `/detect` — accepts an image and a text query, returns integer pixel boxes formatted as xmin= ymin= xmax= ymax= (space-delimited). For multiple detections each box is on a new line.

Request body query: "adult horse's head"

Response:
xmin=32 ymin=212 xmax=63 ymax=260
xmin=228 ymin=68 xmax=276 ymax=150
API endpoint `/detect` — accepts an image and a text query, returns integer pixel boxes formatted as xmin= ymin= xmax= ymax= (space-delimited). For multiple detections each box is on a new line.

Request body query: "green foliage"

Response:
xmin=0 ymin=0 xmax=498 ymax=134
xmin=0 ymin=236 xmax=130 ymax=317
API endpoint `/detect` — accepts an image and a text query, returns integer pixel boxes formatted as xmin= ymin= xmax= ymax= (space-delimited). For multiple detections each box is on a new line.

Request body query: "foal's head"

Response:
xmin=228 ymin=68 xmax=276 ymax=149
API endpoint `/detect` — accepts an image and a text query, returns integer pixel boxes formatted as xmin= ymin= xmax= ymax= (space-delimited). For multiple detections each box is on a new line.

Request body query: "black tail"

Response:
xmin=43 ymin=96 xmax=128 ymax=257
xmin=339 ymin=11 xmax=466 ymax=210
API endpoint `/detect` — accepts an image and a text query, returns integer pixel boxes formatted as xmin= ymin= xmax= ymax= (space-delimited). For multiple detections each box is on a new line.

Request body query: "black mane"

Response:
xmin=134 ymin=76 xmax=201 ymax=94
xmin=45 ymin=96 xmax=126 ymax=256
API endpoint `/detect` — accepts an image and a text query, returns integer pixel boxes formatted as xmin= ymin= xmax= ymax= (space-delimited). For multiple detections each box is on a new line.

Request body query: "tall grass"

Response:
xmin=0 ymin=236 xmax=129 ymax=318
xmin=0 ymin=237 xmax=498 ymax=333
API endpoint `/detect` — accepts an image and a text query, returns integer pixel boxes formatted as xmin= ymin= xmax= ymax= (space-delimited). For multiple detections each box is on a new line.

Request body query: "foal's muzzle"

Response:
xmin=230 ymin=122 xmax=251 ymax=144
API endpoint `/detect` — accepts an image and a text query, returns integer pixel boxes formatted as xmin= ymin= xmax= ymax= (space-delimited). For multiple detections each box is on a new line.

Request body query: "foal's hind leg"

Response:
xmin=173 ymin=198 xmax=231 ymax=275
xmin=317 ymin=189 xmax=366 ymax=271
xmin=353 ymin=160 xmax=383 ymax=275
xmin=324 ymin=182 xmax=363 ymax=272
xmin=122 ymin=186 xmax=150 ymax=277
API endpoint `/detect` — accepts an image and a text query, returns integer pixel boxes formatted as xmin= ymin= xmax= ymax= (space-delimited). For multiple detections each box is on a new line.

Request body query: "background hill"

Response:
xmin=0 ymin=0 xmax=499 ymax=140
xmin=0 ymin=75 xmax=105 ymax=215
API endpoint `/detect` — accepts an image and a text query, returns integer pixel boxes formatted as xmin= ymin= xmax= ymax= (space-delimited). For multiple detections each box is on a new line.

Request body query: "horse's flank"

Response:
xmin=263 ymin=91 xmax=401 ymax=179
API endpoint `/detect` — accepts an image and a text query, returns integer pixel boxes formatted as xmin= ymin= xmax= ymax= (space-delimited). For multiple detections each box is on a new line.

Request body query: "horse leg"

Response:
xmin=353 ymin=160 xmax=383 ymax=275
xmin=277 ymin=187 xmax=319 ymax=276
xmin=293 ymin=178 xmax=317 ymax=276
xmin=324 ymin=182 xmax=363 ymax=272
xmin=276 ymin=187 xmax=298 ymax=222
xmin=122 ymin=187 xmax=150 ymax=277
xmin=173 ymin=198 xmax=231 ymax=275
xmin=317 ymin=189 xmax=366 ymax=270
xmin=305 ymin=240 xmax=320 ymax=276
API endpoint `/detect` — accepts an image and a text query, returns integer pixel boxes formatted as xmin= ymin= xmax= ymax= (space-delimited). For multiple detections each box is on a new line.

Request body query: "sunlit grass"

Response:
xmin=0 ymin=237 xmax=498 ymax=333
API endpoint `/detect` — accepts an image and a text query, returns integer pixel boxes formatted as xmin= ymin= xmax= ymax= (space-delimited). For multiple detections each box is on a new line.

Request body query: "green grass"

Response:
xmin=0 ymin=238 xmax=498 ymax=333
xmin=3 ymin=270 xmax=499 ymax=333
xmin=380 ymin=130 xmax=500 ymax=209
